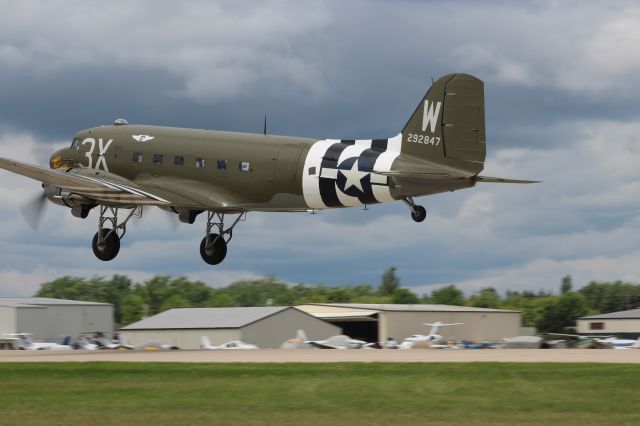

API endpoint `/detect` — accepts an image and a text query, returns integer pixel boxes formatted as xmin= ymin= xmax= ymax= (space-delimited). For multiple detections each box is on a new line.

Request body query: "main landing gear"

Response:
xmin=92 ymin=206 xmax=141 ymax=261
xmin=402 ymin=197 xmax=427 ymax=223
xmin=89 ymin=206 xmax=245 ymax=265
xmin=199 ymin=212 xmax=246 ymax=265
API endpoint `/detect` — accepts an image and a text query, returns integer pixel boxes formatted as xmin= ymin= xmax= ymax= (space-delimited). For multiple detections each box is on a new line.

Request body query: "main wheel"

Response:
xmin=92 ymin=228 xmax=120 ymax=261
xmin=411 ymin=205 xmax=427 ymax=222
xmin=200 ymin=233 xmax=227 ymax=265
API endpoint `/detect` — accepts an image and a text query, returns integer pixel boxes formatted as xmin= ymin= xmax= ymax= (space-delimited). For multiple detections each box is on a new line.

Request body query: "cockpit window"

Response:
xmin=71 ymin=138 xmax=81 ymax=150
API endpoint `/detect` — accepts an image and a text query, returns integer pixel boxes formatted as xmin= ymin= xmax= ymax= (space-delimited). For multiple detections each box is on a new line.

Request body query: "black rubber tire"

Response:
xmin=92 ymin=228 xmax=120 ymax=261
xmin=200 ymin=233 xmax=227 ymax=265
xmin=411 ymin=205 xmax=427 ymax=222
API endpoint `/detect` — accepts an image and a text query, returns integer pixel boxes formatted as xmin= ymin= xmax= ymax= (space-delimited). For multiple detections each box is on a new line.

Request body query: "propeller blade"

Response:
xmin=163 ymin=209 xmax=180 ymax=231
xmin=21 ymin=192 xmax=48 ymax=230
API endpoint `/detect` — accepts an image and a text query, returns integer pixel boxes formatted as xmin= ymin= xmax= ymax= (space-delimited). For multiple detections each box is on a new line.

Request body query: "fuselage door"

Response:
xmin=273 ymin=144 xmax=305 ymax=193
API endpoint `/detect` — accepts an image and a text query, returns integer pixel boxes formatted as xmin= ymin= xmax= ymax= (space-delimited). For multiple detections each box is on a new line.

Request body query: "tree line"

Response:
xmin=33 ymin=268 xmax=640 ymax=333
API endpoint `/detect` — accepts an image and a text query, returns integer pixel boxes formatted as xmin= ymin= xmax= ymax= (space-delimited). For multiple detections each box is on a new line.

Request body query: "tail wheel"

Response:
xmin=200 ymin=233 xmax=227 ymax=265
xmin=411 ymin=205 xmax=427 ymax=222
xmin=92 ymin=228 xmax=120 ymax=261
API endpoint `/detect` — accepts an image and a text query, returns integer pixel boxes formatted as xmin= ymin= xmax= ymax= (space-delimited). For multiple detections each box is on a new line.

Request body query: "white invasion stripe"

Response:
xmin=69 ymin=174 xmax=169 ymax=203
xmin=371 ymin=133 xmax=402 ymax=203
xmin=319 ymin=168 xmax=338 ymax=179
xmin=302 ymin=139 xmax=335 ymax=209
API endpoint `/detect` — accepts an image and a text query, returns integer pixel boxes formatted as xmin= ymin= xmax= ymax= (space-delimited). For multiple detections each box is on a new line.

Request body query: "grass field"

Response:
xmin=0 ymin=363 xmax=638 ymax=425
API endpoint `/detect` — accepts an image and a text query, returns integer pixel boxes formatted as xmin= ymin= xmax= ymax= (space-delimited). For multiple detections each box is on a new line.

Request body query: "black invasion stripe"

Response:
xmin=319 ymin=142 xmax=350 ymax=207
xmin=358 ymin=142 xmax=388 ymax=205
xmin=371 ymin=139 xmax=388 ymax=152
xmin=341 ymin=139 xmax=355 ymax=145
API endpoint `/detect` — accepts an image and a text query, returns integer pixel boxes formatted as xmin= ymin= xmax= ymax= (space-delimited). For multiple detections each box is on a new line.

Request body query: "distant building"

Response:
xmin=296 ymin=303 xmax=522 ymax=342
xmin=120 ymin=306 xmax=340 ymax=349
xmin=577 ymin=308 xmax=640 ymax=339
xmin=0 ymin=297 xmax=113 ymax=342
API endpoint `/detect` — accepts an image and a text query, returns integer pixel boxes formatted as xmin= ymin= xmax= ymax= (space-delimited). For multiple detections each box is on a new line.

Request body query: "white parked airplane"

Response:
xmin=118 ymin=335 xmax=178 ymax=350
xmin=200 ymin=336 xmax=258 ymax=350
xmin=75 ymin=336 xmax=99 ymax=350
xmin=399 ymin=322 xmax=463 ymax=349
xmin=299 ymin=331 xmax=371 ymax=349
xmin=7 ymin=333 xmax=73 ymax=350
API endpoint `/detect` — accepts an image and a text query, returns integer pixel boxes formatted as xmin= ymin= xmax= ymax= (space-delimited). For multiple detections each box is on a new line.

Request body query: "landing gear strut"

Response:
xmin=402 ymin=197 xmax=427 ymax=223
xmin=200 ymin=211 xmax=246 ymax=265
xmin=91 ymin=206 xmax=141 ymax=261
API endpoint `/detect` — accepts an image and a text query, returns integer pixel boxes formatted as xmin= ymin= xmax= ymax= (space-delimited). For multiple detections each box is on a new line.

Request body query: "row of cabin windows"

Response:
xmin=132 ymin=152 xmax=250 ymax=171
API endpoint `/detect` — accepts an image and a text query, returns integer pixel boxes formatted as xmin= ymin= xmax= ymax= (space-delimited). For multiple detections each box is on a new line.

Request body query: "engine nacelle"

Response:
xmin=44 ymin=185 xmax=95 ymax=218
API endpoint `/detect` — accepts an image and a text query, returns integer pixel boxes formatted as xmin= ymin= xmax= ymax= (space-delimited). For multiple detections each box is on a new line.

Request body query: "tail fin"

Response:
xmin=62 ymin=336 xmax=71 ymax=346
xmin=296 ymin=330 xmax=308 ymax=342
xmin=201 ymin=336 xmax=213 ymax=349
xmin=402 ymin=73 xmax=485 ymax=175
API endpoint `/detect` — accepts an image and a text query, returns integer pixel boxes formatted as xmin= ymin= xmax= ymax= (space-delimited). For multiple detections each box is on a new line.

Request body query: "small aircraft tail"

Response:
xmin=201 ymin=336 xmax=213 ymax=349
xmin=401 ymin=73 xmax=486 ymax=176
xmin=296 ymin=330 xmax=309 ymax=342
xmin=425 ymin=322 xmax=463 ymax=336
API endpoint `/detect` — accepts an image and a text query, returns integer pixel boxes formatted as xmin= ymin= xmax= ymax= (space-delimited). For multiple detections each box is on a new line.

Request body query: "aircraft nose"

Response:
xmin=49 ymin=148 xmax=74 ymax=169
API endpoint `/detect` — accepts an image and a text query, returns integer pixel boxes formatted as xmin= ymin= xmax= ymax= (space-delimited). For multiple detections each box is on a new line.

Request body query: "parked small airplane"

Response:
xmin=0 ymin=73 xmax=536 ymax=265
xmin=300 ymin=331 xmax=371 ymax=349
xmin=7 ymin=333 xmax=73 ymax=350
xmin=74 ymin=336 xmax=99 ymax=350
xmin=200 ymin=336 xmax=258 ymax=350
xmin=280 ymin=330 xmax=313 ymax=349
xmin=118 ymin=335 xmax=178 ymax=350
xmin=399 ymin=322 xmax=463 ymax=349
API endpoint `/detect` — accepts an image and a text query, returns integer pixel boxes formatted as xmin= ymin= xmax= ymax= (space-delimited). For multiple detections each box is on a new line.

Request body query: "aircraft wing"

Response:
xmin=306 ymin=341 xmax=341 ymax=349
xmin=0 ymin=157 xmax=171 ymax=205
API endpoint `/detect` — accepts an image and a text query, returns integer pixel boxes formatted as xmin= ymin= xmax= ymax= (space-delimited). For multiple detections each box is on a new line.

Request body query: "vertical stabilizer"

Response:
xmin=402 ymin=73 xmax=486 ymax=174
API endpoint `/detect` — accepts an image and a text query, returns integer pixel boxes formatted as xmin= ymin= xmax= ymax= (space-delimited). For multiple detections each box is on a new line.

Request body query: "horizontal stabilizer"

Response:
xmin=474 ymin=176 xmax=540 ymax=184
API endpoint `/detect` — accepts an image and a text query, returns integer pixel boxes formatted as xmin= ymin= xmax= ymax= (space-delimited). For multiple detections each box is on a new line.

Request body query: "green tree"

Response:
xmin=379 ymin=267 xmax=400 ymax=296
xmin=391 ymin=288 xmax=419 ymax=304
xmin=535 ymin=292 xmax=589 ymax=333
xmin=431 ymin=285 xmax=465 ymax=306
xmin=120 ymin=294 xmax=146 ymax=325
xmin=561 ymin=276 xmax=572 ymax=295
xmin=204 ymin=292 xmax=236 ymax=307
xmin=469 ymin=287 xmax=501 ymax=308
xmin=161 ymin=294 xmax=191 ymax=312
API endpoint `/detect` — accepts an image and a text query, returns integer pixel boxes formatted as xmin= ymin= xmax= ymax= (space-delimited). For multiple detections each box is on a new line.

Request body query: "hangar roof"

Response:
xmin=0 ymin=297 xmax=111 ymax=308
xmin=122 ymin=306 xmax=296 ymax=330
xmin=301 ymin=303 xmax=519 ymax=313
xmin=580 ymin=308 xmax=640 ymax=320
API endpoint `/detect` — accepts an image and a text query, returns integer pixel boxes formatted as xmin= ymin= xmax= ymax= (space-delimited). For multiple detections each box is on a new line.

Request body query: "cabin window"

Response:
xmin=195 ymin=157 xmax=206 ymax=168
xmin=132 ymin=152 xmax=143 ymax=163
xmin=308 ymin=166 xmax=316 ymax=175
xmin=217 ymin=160 xmax=228 ymax=170
xmin=589 ymin=322 xmax=604 ymax=330
xmin=239 ymin=161 xmax=251 ymax=172
xmin=153 ymin=154 xmax=164 ymax=165
xmin=174 ymin=155 xmax=184 ymax=166
xmin=70 ymin=138 xmax=81 ymax=149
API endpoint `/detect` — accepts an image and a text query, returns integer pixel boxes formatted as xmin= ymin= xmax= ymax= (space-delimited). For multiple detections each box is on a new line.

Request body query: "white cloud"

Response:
xmin=0 ymin=1 xmax=331 ymax=101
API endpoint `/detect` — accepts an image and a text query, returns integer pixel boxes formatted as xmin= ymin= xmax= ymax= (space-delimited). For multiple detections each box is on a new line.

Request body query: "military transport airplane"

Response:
xmin=0 ymin=73 xmax=536 ymax=265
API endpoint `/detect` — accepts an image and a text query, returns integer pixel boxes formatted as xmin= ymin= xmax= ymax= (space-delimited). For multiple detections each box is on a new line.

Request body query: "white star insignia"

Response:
xmin=340 ymin=161 xmax=368 ymax=192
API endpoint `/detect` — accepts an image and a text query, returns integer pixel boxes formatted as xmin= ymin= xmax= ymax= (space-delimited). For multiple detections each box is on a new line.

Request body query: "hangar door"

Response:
xmin=316 ymin=311 xmax=379 ymax=343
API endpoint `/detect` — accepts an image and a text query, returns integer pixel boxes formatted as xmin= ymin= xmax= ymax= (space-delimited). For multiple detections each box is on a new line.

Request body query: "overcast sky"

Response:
xmin=2 ymin=0 xmax=640 ymax=297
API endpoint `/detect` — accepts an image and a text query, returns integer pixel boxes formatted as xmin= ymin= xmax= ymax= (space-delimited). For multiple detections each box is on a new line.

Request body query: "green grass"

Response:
xmin=0 ymin=363 xmax=638 ymax=425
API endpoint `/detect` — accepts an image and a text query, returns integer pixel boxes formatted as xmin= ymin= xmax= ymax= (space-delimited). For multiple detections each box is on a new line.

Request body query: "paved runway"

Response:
xmin=0 ymin=349 xmax=638 ymax=363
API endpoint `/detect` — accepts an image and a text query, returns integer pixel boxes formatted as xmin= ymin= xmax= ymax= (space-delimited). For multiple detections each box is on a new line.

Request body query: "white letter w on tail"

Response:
xmin=421 ymin=100 xmax=442 ymax=133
